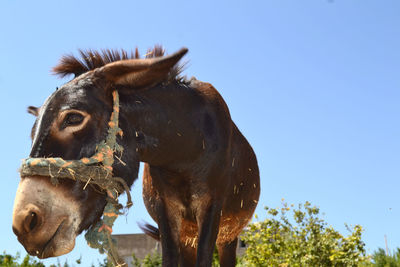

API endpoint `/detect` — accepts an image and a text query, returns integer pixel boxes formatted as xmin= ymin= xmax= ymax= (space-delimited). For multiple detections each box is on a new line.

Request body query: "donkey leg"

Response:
xmin=179 ymin=220 xmax=198 ymax=266
xmin=195 ymin=202 xmax=222 ymax=267
xmin=217 ymin=238 xmax=238 ymax=267
xmin=154 ymin=200 xmax=181 ymax=267
xmin=179 ymin=243 xmax=197 ymax=267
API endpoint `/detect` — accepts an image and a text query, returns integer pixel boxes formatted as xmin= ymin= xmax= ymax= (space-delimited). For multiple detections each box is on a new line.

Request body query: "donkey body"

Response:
xmin=12 ymin=47 xmax=259 ymax=267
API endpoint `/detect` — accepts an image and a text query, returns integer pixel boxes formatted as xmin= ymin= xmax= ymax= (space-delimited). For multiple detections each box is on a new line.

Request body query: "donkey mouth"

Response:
xmin=38 ymin=220 xmax=66 ymax=259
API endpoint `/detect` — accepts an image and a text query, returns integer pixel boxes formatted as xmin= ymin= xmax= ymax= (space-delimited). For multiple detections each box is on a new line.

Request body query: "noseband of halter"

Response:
xmin=19 ymin=90 xmax=130 ymax=266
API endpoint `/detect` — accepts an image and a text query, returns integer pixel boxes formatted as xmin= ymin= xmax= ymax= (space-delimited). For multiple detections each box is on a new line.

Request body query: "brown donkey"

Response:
xmin=12 ymin=46 xmax=260 ymax=267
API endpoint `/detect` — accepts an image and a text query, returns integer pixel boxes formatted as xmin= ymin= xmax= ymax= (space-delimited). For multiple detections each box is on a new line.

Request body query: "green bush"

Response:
xmin=0 ymin=251 xmax=44 ymax=267
xmin=133 ymin=252 xmax=162 ymax=267
xmin=101 ymin=252 xmax=162 ymax=267
xmin=239 ymin=201 xmax=369 ymax=267
xmin=360 ymin=248 xmax=400 ymax=267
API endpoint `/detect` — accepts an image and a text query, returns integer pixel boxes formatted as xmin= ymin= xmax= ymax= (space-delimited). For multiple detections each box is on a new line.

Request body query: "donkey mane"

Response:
xmin=52 ymin=45 xmax=186 ymax=82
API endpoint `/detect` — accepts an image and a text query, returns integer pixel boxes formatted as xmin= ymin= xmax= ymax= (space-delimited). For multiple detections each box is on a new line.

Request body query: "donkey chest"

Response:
xmin=157 ymin=175 xmax=206 ymax=207
xmin=143 ymin=168 xmax=208 ymax=219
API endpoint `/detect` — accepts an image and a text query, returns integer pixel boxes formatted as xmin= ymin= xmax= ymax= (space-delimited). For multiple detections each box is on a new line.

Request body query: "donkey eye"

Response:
xmin=63 ymin=113 xmax=84 ymax=127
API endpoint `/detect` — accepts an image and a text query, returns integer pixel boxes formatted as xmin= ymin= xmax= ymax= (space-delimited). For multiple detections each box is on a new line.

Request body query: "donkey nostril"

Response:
xmin=24 ymin=211 xmax=39 ymax=233
xmin=29 ymin=212 xmax=38 ymax=231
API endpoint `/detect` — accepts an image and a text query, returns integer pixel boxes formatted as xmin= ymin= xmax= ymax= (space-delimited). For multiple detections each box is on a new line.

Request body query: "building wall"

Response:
xmin=112 ymin=234 xmax=161 ymax=267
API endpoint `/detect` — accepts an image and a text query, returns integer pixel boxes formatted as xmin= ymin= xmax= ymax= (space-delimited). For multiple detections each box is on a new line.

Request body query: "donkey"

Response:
xmin=12 ymin=46 xmax=260 ymax=267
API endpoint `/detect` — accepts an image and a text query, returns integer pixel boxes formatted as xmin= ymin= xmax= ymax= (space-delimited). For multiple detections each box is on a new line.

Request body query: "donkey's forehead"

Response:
xmin=41 ymin=89 xmax=84 ymax=113
xmin=31 ymin=75 xmax=102 ymax=151
xmin=47 ymin=76 xmax=97 ymax=109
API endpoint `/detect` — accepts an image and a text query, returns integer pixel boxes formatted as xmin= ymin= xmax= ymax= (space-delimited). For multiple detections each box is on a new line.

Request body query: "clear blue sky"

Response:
xmin=1 ymin=0 xmax=399 ymax=265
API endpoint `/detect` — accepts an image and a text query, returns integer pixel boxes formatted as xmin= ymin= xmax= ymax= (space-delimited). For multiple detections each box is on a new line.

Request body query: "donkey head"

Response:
xmin=12 ymin=47 xmax=187 ymax=258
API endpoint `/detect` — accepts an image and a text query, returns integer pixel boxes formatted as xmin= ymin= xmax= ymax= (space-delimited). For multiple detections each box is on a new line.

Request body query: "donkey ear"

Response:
xmin=100 ymin=48 xmax=188 ymax=88
xmin=27 ymin=106 xmax=39 ymax=117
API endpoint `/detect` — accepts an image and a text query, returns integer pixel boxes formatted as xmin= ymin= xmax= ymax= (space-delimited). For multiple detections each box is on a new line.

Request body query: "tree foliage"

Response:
xmin=100 ymin=253 xmax=162 ymax=267
xmin=0 ymin=251 xmax=163 ymax=267
xmin=239 ymin=201 xmax=369 ymax=267
xmin=0 ymin=252 xmax=44 ymax=267
xmin=360 ymin=248 xmax=400 ymax=267
xmin=134 ymin=252 xmax=162 ymax=267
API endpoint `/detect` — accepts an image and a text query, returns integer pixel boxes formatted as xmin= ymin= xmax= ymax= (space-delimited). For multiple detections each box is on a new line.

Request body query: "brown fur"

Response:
xmin=13 ymin=46 xmax=260 ymax=267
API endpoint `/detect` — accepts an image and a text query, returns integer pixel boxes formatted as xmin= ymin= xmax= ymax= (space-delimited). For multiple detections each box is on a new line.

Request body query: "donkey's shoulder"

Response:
xmin=188 ymin=77 xmax=230 ymax=113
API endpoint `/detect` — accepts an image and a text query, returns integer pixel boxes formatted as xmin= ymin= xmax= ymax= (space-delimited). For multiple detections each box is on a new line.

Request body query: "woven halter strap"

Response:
xmin=19 ymin=90 xmax=130 ymax=266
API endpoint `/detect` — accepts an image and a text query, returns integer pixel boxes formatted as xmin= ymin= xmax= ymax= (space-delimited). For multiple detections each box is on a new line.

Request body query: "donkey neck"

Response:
xmin=121 ymin=81 xmax=205 ymax=169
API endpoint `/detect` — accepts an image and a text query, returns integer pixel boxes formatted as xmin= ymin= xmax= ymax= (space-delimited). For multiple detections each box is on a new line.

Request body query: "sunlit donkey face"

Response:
xmin=12 ymin=74 xmax=110 ymax=258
